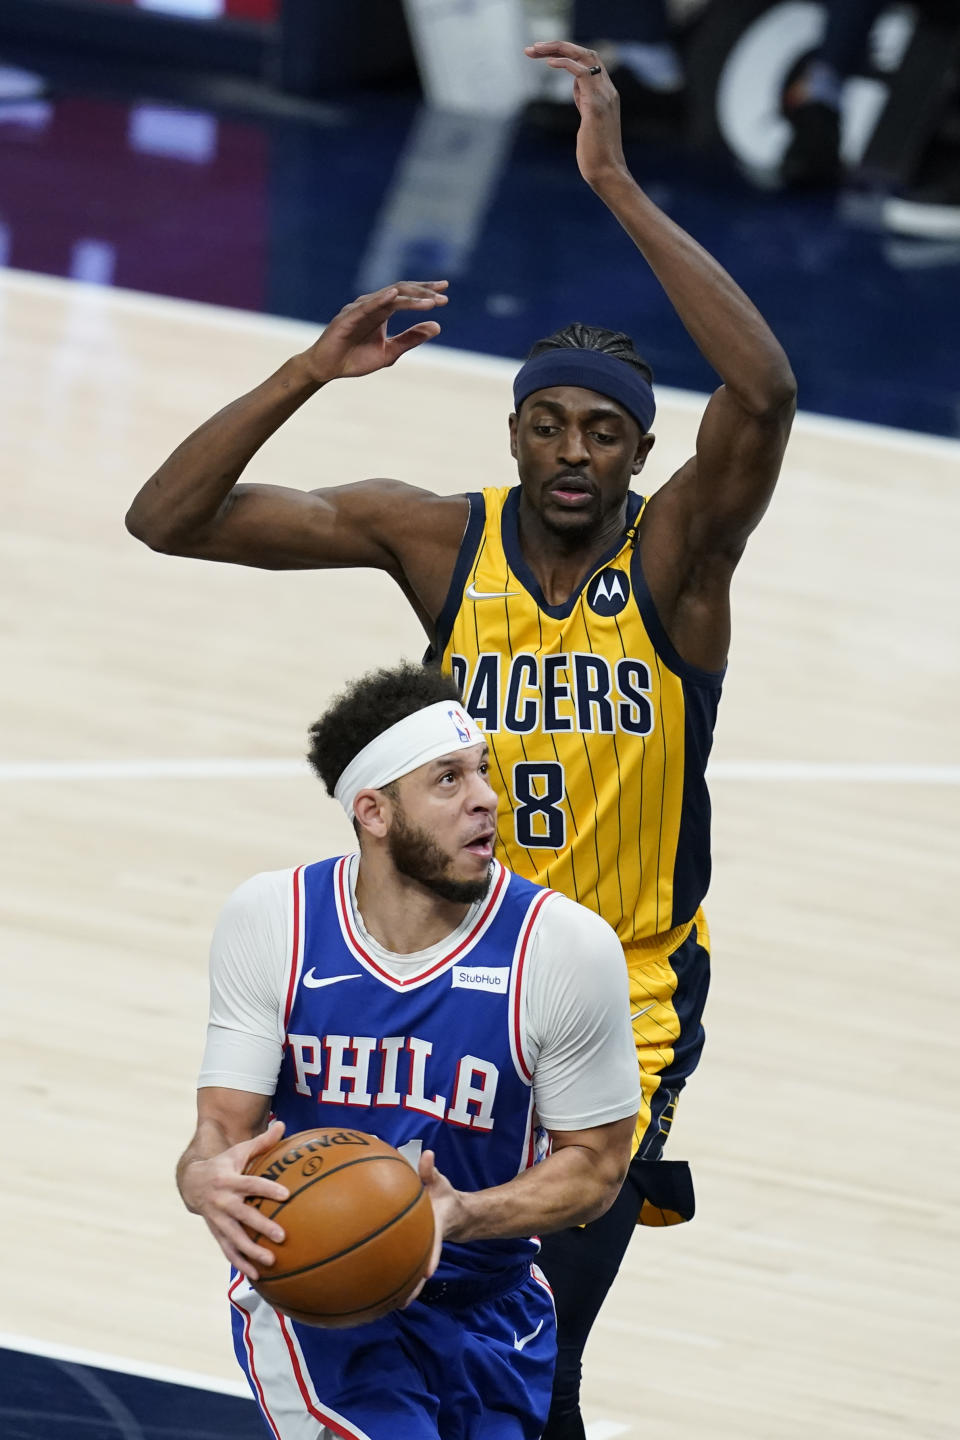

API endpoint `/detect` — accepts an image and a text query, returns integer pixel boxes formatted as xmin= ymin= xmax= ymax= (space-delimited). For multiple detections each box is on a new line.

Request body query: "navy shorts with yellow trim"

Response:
xmin=624 ymin=908 xmax=711 ymax=1224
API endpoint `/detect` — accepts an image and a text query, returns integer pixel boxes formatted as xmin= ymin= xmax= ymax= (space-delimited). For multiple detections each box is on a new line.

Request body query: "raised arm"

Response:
xmin=527 ymin=42 xmax=798 ymax=668
xmin=125 ymin=283 xmax=468 ymax=624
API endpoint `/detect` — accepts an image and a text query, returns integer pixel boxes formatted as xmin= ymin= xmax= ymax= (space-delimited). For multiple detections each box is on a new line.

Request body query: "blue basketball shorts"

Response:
xmin=229 ymin=1263 xmax=557 ymax=1440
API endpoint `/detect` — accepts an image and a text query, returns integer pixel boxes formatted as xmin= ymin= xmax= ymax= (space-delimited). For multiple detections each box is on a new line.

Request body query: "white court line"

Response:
xmin=0 ymin=1331 xmax=251 ymax=1397
xmin=0 ymin=758 xmax=305 ymax=781
xmin=0 ymin=758 xmax=957 ymax=783
xmin=710 ymin=760 xmax=960 ymax=784
xmin=0 ymin=1330 xmax=629 ymax=1437
xmin=4 ymin=267 xmax=959 ymax=459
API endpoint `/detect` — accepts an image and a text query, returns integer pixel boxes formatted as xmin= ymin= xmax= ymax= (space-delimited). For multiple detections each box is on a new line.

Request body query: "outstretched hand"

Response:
xmin=525 ymin=41 xmax=628 ymax=187
xmin=302 ymin=281 xmax=448 ymax=384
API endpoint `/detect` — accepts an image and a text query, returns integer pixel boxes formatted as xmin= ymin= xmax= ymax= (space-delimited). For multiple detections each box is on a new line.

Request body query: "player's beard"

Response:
xmin=387 ymin=806 xmax=492 ymax=905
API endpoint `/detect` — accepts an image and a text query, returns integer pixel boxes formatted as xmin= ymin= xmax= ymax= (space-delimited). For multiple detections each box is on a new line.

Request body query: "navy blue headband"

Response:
xmin=513 ymin=349 xmax=656 ymax=434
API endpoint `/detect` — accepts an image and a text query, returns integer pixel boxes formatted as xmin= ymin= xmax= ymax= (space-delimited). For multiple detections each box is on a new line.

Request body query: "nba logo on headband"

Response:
xmin=448 ymin=708 xmax=474 ymax=744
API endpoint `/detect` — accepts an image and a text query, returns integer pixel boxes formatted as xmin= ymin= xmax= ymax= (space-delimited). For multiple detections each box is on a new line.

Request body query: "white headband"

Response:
xmin=333 ymin=701 xmax=486 ymax=819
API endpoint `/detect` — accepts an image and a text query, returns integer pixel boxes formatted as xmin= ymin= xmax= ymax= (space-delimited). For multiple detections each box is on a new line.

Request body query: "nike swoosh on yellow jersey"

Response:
xmin=465 ymin=581 xmax=520 ymax=600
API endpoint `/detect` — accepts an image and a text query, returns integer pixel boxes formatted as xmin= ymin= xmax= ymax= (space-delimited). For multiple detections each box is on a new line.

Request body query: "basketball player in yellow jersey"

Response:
xmin=126 ymin=40 xmax=796 ymax=1440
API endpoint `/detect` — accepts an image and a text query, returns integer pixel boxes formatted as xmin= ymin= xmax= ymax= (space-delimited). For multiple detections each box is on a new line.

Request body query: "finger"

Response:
xmin=220 ymin=1212 xmax=280 ymax=1268
xmin=338 ymin=294 xmax=445 ymax=340
xmin=391 ymin=295 xmax=448 ymax=310
xmin=422 ymin=1224 xmax=442 ymax=1280
xmin=401 ymin=1276 xmax=427 ymax=1308
xmin=525 ymin=40 xmax=605 ymax=80
xmin=239 ymin=1172 xmax=290 ymax=1206
xmin=524 ymin=40 xmax=595 ymax=62
xmin=207 ymin=1216 xmax=275 ymax=1276
xmin=220 ymin=1240 xmax=258 ymax=1279
xmin=384 ymin=322 xmax=441 ymax=364
xmin=546 ymin=57 xmax=600 ymax=77
xmin=351 ymin=283 xmax=447 ymax=314
xmin=234 ymin=1197 xmax=286 ymax=1243
xmin=245 ymin=1120 xmax=285 ymax=1160
xmin=417 ymin=1148 xmax=437 ymax=1183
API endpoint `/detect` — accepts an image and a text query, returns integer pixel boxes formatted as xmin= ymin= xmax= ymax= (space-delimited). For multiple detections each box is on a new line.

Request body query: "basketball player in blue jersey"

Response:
xmin=131 ymin=40 xmax=797 ymax=1440
xmin=178 ymin=661 xmax=640 ymax=1440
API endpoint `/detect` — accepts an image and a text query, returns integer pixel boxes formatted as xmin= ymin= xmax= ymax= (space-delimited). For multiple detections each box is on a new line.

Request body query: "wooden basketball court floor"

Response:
xmin=1 ymin=267 xmax=958 ymax=1439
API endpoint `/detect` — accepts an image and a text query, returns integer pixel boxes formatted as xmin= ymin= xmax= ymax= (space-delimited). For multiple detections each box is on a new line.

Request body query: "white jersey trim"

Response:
xmin=332 ymin=855 xmax=510 ymax=992
xmin=282 ymin=865 xmax=307 ymax=1034
xmin=507 ymin=888 xmax=556 ymax=1084
xmin=229 ymin=1274 xmax=372 ymax=1440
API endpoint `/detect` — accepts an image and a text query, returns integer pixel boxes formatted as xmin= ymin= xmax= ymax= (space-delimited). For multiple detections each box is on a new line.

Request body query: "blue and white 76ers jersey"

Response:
xmin=275 ymin=857 xmax=552 ymax=1282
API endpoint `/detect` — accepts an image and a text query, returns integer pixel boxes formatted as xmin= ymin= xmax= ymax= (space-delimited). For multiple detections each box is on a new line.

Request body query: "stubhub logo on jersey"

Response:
xmin=452 ymin=965 xmax=509 ymax=993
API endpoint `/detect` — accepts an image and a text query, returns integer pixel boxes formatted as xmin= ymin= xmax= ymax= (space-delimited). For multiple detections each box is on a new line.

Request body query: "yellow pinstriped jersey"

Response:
xmin=430 ymin=487 xmax=724 ymax=944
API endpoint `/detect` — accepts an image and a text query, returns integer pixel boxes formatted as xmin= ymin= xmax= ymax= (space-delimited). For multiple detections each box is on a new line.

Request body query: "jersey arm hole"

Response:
xmin=279 ymin=864 xmax=306 ymax=1039
xmin=628 ymin=542 xmax=726 ymax=691
xmin=508 ymin=888 xmax=558 ymax=1085
xmin=424 ymin=491 xmax=487 ymax=665
xmin=510 ymin=888 xmax=564 ymax=1083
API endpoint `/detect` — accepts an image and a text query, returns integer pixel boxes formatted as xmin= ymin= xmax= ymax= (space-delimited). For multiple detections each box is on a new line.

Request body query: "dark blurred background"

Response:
xmin=1 ymin=0 xmax=958 ymax=434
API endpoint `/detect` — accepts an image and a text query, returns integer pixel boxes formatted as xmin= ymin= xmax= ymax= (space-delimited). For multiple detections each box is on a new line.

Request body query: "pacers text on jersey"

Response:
xmin=449 ymin=652 xmax=655 ymax=736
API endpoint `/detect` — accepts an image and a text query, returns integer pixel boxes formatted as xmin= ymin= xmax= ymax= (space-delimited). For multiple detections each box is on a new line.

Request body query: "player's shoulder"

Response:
xmin=534 ymin=890 xmax=621 ymax=946
xmin=509 ymin=877 xmax=622 ymax=956
xmin=218 ymin=868 xmax=297 ymax=920
xmin=523 ymin=891 xmax=629 ymax=1023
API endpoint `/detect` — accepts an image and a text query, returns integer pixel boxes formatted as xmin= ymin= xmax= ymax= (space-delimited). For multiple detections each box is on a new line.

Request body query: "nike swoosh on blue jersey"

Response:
xmin=302 ymin=970 xmax=363 ymax=989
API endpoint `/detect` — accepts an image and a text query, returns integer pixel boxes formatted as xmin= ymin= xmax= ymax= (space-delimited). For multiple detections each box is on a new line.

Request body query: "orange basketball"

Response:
xmin=243 ymin=1127 xmax=435 ymax=1328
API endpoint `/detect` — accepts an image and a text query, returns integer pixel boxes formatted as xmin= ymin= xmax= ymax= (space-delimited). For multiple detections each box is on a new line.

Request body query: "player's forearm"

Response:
xmin=592 ymin=169 xmax=796 ymax=415
xmin=125 ymin=352 xmax=322 ymax=552
xmin=446 ymin=1141 xmax=630 ymax=1243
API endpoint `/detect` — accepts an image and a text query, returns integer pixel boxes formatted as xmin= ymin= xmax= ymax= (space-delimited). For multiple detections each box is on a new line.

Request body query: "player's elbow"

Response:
xmin=574 ymin=1125 xmax=636 ymax=1225
xmin=755 ymin=363 xmax=798 ymax=419
xmin=124 ymin=501 xmax=195 ymax=556
xmin=125 ymin=502 xmax=170 ymax=552
xmin=577 ymin=1169 xmax=629 ymax=1226
xmin=731 ymin=360 xmax=798 ymax=422
xmin=769 ymin=365 xmax=798 ymax=415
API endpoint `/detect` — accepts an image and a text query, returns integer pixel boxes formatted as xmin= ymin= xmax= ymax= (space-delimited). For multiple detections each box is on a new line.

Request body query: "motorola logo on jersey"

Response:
xmin=587 ymin=567 xmax=630 ymax=617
